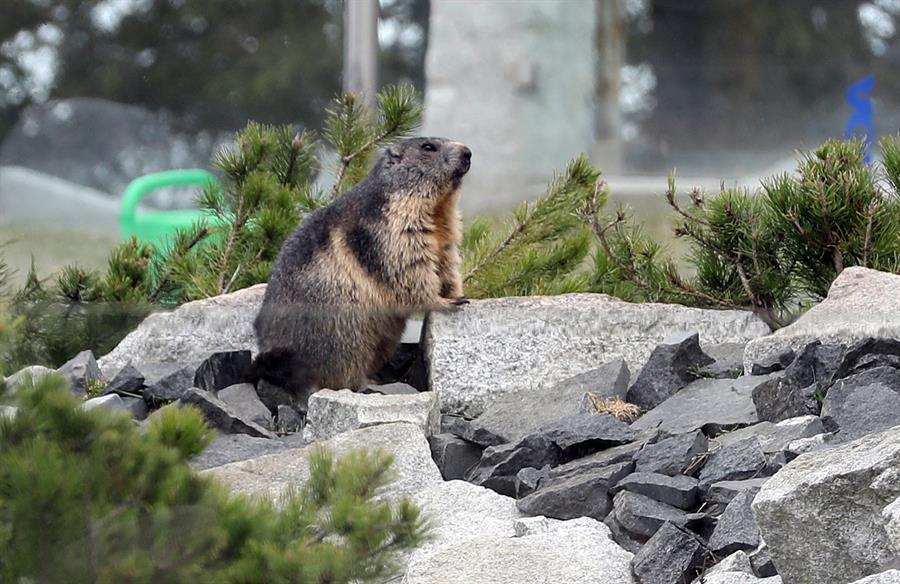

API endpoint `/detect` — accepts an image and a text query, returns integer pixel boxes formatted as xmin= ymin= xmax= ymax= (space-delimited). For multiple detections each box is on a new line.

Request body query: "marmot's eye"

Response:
xmin=421 ymin=142 xmax=437 ymax=152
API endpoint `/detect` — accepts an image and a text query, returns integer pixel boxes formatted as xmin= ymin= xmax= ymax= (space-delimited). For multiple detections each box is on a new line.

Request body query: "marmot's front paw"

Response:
xmin=452 ymin=296 xmax=470 ymax=306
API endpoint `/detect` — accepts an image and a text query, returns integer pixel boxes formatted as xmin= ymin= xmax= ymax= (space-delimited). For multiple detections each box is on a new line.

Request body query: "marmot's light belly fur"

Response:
xmin=253 ymin=137 xmax=471 ymax=401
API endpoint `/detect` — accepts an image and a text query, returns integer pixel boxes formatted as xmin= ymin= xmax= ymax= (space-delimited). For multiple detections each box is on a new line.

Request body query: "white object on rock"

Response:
xmin=752 ymin=425 xmax=900 ymax=584
xmin=82 ymin=394 xmax=126 ymax=413
xmin=304 ymin=389 xmax=440 ymax=441
xmin=744 ymin=267 xmax=900 ymax=372
xmin=426 ymin=294 xmax=769 ymax=418
xmin=204 ymin=422 xmax=441 ymax=501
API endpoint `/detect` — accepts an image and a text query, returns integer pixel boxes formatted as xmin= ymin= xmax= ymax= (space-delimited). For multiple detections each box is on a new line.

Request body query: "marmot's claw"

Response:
xmin=452 ymin=296 xmax=470 ymax=306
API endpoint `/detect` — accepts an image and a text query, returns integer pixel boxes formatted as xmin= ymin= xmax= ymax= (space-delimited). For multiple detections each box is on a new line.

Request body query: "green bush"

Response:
xmin=0 ymin=372 xmax=426 ymax=583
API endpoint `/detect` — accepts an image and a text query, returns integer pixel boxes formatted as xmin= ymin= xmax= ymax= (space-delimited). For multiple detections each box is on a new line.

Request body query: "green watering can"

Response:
xmin=120 ymin=169 xmax=219 ymax=245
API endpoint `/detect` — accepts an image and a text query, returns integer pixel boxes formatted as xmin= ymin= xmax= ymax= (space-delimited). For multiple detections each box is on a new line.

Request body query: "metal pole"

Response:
xmin=343 ymin=0 xmax=379 ymax=107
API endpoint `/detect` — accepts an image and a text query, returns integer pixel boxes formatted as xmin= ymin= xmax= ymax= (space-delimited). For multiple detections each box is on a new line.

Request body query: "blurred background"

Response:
xmin=1 ymin=0 xmax=899 ymax=284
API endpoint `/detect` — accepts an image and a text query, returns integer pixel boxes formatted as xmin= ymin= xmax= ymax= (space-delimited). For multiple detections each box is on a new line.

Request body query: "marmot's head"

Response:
xmin=377 ymin=137 xmax=472 ymax=196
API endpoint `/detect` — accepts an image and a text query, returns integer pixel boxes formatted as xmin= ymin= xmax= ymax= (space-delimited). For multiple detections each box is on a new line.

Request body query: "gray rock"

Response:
xmin=516 ymin=461 xmax=632 ymax=521
xmin=98 ymin=284 xmax=266 ymax=375
xmin=612 ymin=472 xmax=700 ymax=510
xmin=5 ymin=365 xmax=53 ymax=389
xmin=425 ymin=294 xmax=770 ymax=418
xmin=56 ymin=350 xmax=102 ymax=396
xmin=752 ymin=425 xmax=900 ymax=584
xmin=698 ymin=437 xmax=767 ymax=490
xmin=82 ymin=394 xmax=126 ymax=414
xmin=256 ymin=379 xmax=298 ymax=415
xmin=705 ymin=479 xmax=769 ymax=508
xmin=715 ymin=416 xmax=825 ymax=454
xmin=133 ymin=362 xmax=189 ymax=387
xmin=193 ymin=351 xmax=252 ymax=393
xmin=404 ymin=511 xmax=635 ymax=584
xmin=698 ymin=574 xmax=782 ymax=584
xmin=626 ymin=332 xmax=714 ymax=411
xmin=701 ymin=342 xmax=749 ymax=379
xmin=610 ymin=490 xmax=705 ymax=539
xmin=749 ymin=347 xmax=796 ymax=376
xmin=632 ymin=375 xmax=767 ymax=436
xmin=275 ymin=405 xmax=303 ymax=433
xmin=885 ymin=496 xmax=900 ymax=557
xmin=121 ymin=396 xmax=148 ymax=420
xmin=515 ymin=465 xmax=552 ymax=498
xmin=470 ymin=358 xmax=629 ymax=444
xmin=303 ymin=389 xmax=440 ymax=441
xmin=832 ymin=337 xmax=900 ymax=381
xmin=845 ymin=571 xmax=900 ymax=584
xmin=821 ymin=367 xmax=900 ymax=443
xmin=191 ymin=433 xmax=306 ymax=471
xmin=553 ymin=434 xmax=654 ymax=480
xmin=633 ymin=430 xmax=708 ymax=477
xmin=538 ymin=413 xmax=636 ymax=458
xmin=204 ymin=422 xmax=441 ymax=500
xmin=179 ymin=388 xmax=277 ymax=439
xmin=703 ymin=551 xmax=754 ymax=578
xmin=466 ymin=434 xmax=559 ymax=497
xmin=751 ymin=342 xmax=842 ymax=423
xmin=749 ymin=544 xmax=778 ymax=578
xmin=632 ymin=521 xmax=706 ymax=584
xmin=441 ymin=414 xmax=506 ymax=447
xmin=143 ymin=365 xmax=196 ymax=405
xmin=102 ymin=363 xmax=144 ymax=396
xmin=364 ymin=381 xmax=419 ymax=395
xmin=604 ymin=513 xmax=646 ymax=554
xmin=784 ymin=433 xmax=832 ymax=458
xmin=218 ymin=383 xmax=272 ymax=430
xmin=0 ymin=405 xmax=17 ymax=420
xmin=428 ymin=433 xmax=483 ymax=481
xmin=708 ymin=491 xmax=761 ymax=556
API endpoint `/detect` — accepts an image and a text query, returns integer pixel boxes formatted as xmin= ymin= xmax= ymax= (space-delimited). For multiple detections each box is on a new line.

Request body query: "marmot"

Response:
xmin=252 ymin=137 xmax=472 ymax=405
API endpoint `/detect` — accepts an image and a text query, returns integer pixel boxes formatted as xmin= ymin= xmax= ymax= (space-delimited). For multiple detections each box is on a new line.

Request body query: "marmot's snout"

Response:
xmin=448 ymin=142 xmax=472 ymax=176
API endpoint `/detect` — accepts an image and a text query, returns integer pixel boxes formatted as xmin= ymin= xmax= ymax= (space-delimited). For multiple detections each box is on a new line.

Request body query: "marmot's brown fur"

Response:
xmin=252 ymin=137 xmax=471 ymax=405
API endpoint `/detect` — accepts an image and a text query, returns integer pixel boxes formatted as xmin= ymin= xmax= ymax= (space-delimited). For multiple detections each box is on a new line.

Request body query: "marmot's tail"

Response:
xmin=249 ymin=348 xmax=314 ymax=396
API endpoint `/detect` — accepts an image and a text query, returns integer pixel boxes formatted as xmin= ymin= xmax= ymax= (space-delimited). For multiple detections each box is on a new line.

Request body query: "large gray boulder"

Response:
xmin=846 ymin=573 xmax=900 ymax=584
xmin=744 ymin=268 xmax=900 ymax=372
xmin=752 ymin=425 xmax=900 ymax=584
xmin=203 ymin=422 xmax=442 ymax=500
xmin=98 ymin=284 xmax=266 ymax=375
xmin=426 ymin=294 xmax=769 ymax=418
xmin=304 ymin=389 xmax=440 ymax=441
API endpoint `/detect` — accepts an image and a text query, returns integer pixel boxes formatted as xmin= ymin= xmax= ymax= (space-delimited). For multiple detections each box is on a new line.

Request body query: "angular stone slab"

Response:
xmin=425 ymin=294 xmax=769 ymax=417
xmin=304 ymin=389 xmax=440 ymax=441
xmin=744 ymin=267 xmax=900 ymax=373
xmin=204 ymin=422 xmax=442 ymax=501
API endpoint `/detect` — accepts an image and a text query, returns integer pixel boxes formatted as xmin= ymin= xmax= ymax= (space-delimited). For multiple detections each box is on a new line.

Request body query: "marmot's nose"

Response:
xmin=460 ymin=145 xmax=472 ymax=162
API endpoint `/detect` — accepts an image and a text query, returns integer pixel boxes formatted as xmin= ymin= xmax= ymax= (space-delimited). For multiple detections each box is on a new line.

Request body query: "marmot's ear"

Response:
xmin=386 ymin=145 xmax=402 ymax=163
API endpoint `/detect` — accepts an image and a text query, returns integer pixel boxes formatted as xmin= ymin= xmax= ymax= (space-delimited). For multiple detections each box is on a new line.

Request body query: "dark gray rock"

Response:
xmin=705 ymin=478 xmax=769 ymax=508
xmin=56 ymin=350 xmax=102 ymax=396
xmin=626 ymin=332 xmax=714 ymax=411
xmin=708 ymin=490 xmax=761 ymax=555
xmin=465 ymin=434 xmax=559 ymax=497
xmin=604 ymin=514 xmax=646 ymax=553
xmin=441 ymin=414 xmax=505 ymax=447
xmin=469 ymin=359 xmax=630 ymax=444
xmin=632 ymin=375 xmax=768 ymax=436
xmin=633 ymin=430 xmax=708 ymax=476
xmin=832 ymin=337 xmax=900 ymax=381
xmin=631 ymin=521 xmax=706 ymax=584
xmin=256 ymin=379 xmax=298 ymax=415
xmin=700 ymin=342 xmax=747 ymax=379
xmin=612 ymin=472 xmax=700 ymax=510
xmin=143 ymin=365 xmax=196 ymax=405
xmin=549 ymin=429 xmax=657 ymax=481
xmin=698 ymin=437 xmax=767 ymax=490
xmin=218 ymin=383 xmax=272 ymax=430
xmin=821 ymin=366 xmax=900 ymax=444
xmin=121 ymin=396 xmax=149 ymax=420
xmin=752 ymin=342 xmax=843 ymax=423
xmin=194 ymin=351 xmax=252 ymax=393
xmin=190 ymin=433 xmax=307 ymax=470
xmin=179 ymin=388 xmax=277 ymax=439
xmin=750 ymin=347 xmax=796 ymax=376
xmin=364 ymin=382 xmax=420 ymax=396
xmin=102 ymin=363 xmax=144 ymax=396
xmin=515 ymin=465 xmax=552 ymax=498
xmin=275 ymin=405 xmax=303 ymax=433
xmin=749 ymin=544 xmax=778 ymax=578
xmin=715 ymin=416 xmax=826 ymax=454
xmin=516 ymin=463 xmax=630 ymax=520
xmin=538 ymin=413 xmax=636 ymax=458
xmin=133 ymin=362 xmax=191 ymax=387
xmin=428 ymin=433 xmax=483 ymax=481
xmin=611 ymin=490 xmax=706 ymax=539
